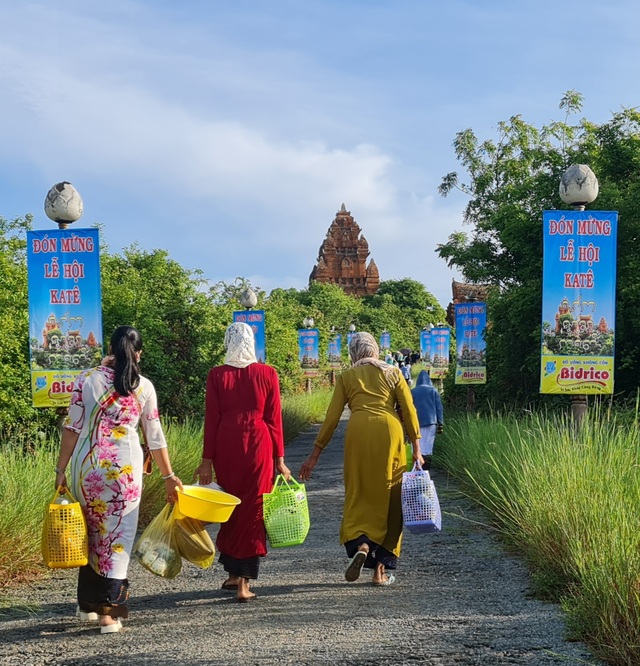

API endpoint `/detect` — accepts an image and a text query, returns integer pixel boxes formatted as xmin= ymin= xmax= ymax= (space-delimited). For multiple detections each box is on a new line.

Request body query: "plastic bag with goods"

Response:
xmin=173 ymin=507 xmax=215 ymax=569
xmin=133 ymin=503 xmax=182 ymax=578
xmin=401 ymin=465 xmax=442 ymax=534
xmin=263 ymin=475 xmax=310 ymax=548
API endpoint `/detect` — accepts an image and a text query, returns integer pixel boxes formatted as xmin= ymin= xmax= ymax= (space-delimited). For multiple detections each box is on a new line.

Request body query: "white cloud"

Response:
xmin=0 ymin=2 xmax=468 ymax=309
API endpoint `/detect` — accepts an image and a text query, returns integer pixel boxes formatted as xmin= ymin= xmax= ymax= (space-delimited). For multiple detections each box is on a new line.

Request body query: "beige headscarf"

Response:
xmin=224 ymin=322 xmax=257 ymax=368
xmin=349 ymin=332 xmax=400 ymax=388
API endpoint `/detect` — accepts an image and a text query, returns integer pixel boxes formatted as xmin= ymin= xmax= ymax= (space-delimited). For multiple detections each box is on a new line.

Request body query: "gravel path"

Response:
xmin=1 ymin=413 xmax=600 ymax=665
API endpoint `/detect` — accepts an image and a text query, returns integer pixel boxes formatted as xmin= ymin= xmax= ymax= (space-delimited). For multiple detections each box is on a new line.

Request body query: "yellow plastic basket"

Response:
xmin=41 ymin=486 xmax=89 ymax=569
xmin=263 ymin=475 xmax=310 ymax=548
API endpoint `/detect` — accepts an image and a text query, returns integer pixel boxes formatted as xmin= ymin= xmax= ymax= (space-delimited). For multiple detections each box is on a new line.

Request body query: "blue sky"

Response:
xmin=1 ymin=1 xmax=639 ymax=307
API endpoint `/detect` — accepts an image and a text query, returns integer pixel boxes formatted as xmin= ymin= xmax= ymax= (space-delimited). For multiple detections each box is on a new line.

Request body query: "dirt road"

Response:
xmin=0 ymin=414 xmax=600 ymax=665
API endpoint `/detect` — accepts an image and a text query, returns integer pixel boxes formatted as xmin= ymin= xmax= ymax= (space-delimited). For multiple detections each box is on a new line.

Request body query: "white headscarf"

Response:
xmin=349 ymin=332 xmax=400 ymax=388
xmin=224 ymin=322 xmax=257 ymax=368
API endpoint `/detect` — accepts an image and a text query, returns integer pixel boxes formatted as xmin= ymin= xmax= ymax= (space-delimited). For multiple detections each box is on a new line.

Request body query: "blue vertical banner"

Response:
xmin=379 ymin=331 xmax=391 ymax=350
xmin=328 ymin=333 xmax=342 ymax=368
xmin=347 ymin=331 xmax=356 ymax=348
xmin=540 ymin=211 xmax=617 ymax=394
xmin=233 ymin=310 xmax=266 ymax=363
xmin=454 ymin=303 xmax=487 ymax=384
xmin=420 ymin=328 xmax=432 ymax=361
xmin=429 ymin=327 xmax=450 ymax=379
xmin=299 ymin=328 xmax=320 ymax=377
xmin=27 ymin=228 xmax=103 ymax=407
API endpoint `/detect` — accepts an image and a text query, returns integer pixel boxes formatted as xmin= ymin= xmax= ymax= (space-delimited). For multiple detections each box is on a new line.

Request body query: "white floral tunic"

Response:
xmin=64 ymin=365 xmax=167 ymax=579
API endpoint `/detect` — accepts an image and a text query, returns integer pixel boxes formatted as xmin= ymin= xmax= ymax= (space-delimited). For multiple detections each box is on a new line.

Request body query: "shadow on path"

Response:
xmin=0 ymin=415 xmax=600 ymax=665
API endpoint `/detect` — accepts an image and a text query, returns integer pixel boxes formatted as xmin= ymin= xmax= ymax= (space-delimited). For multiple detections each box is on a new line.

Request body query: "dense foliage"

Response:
xmin=0 ymin=220 xmax=442 ymax=438
xmin=438 ymin=91 xmax=640 ymax=406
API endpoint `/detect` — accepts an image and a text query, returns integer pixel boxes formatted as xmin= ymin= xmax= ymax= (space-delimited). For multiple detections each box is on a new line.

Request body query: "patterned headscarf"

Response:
xmin=349 ymin=332 xmax=400 ymax=388
xmin=224 ymin=322 xmax=257 ymax=368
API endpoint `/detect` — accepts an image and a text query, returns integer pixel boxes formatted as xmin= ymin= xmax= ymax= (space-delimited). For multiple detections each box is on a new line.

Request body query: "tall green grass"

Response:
xmin=281 ymin=389 xmax=333 ymax=442
xmin=439 ymin=411 xmax=640 ymax=665
xmin=0 ymin=388 xmax=333 ymax=592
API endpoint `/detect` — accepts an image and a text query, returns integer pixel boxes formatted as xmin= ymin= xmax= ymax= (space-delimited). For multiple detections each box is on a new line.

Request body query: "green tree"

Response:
xmin=362 ymin=279 xmax=445 ymax=352
xmin=437 ymin=92 xmax=640 ymax=404
xmin=101 ymin=244 xmax=226 ymax=419
xmin=263 ymin=288 xmax=307 ymax=393
xmin=0 ymin=215 xmax=49 ymax=436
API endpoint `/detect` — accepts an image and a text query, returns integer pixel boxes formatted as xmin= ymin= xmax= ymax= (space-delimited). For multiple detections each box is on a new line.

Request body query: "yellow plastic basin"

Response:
xmin=176 ymin=485 xmax=241 ymax=523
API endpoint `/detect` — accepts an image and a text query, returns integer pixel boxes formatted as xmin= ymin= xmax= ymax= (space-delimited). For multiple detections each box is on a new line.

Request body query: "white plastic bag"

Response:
xmin=401 ymin=464 xmax=442 ymax=534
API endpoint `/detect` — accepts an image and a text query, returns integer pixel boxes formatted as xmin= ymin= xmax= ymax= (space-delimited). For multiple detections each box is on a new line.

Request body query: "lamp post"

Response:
xmin=465 ymin=294 xmax=478 ymax=413
xmin=559 ymin=164 xmax=599 ymax=426
xmin=347 ymin=323 xmax=357 ymax=357
xmin=433 ymin=322 xmax=449 ymax=394
xmin=44 ymin=182 xmax=84 ymax=230
xmin=239 ymin=287 xmax=257 ymax=310
xmin=329 ymin=326 xmax=337 ymax=386
xmin=44 ymin=183 xmax=84 ymax=433
xmin=303 ymin=316 xmax=314 ymax=392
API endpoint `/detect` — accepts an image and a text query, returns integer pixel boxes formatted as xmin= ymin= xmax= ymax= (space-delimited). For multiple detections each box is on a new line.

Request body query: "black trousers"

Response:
xmin=219 ymin=552 xmax=260 ymax=580
xmin=77 ymin=564 xmax=129 ymax=618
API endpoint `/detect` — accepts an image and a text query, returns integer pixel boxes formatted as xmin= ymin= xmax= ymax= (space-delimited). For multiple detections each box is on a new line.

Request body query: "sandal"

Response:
xmin=76 ymin=606 xmax=98 ymax=622
xmin=100 ymin=618 xmax=123 ymax=634
xmin=345 ymin=550 xmax=367 ymax=582
xmin=221 ymin=582 xmax=238 ymax=591
xmin=373 ymin=573 xmax=396 ymax=586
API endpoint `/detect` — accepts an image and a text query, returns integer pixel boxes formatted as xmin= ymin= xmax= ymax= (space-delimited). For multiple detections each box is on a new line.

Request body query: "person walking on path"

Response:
xmin=411 ymin=369 xmax=444 ymax=471
xmin=196 ymin=322 xmax=291 ymax=603
xmin=54 ymin=326 xmax=183 ymax=633
xmin=299 ymin=332 xmax=423 ymax=586
xmin=400 ymin=361 xmax=412 ymax=386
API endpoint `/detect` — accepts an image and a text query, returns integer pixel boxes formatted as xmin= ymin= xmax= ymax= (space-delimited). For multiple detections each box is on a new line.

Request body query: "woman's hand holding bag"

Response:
xmin=42 ymin=486 xmax=89 ymax=569
xmin=263 ymin=475 xmax=310 ymax=548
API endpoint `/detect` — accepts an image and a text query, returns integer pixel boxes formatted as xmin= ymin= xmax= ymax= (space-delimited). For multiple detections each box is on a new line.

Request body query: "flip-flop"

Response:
xmin=100 ymin=618 xmax=123 ymax=634
xmin=221 ymin=582 xmax=239 ymax=590
xmin=76 ymin=606 xmax=98 ymax=622
xmin=373 ymin=573 xmax=396 ymax=586
xmin=345 ymin=550 xmax=367 ymax=582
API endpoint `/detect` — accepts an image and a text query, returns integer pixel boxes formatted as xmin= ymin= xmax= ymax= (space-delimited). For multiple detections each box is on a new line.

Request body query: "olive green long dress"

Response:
xmin=314 ymin=365 xmax=420 ymax=558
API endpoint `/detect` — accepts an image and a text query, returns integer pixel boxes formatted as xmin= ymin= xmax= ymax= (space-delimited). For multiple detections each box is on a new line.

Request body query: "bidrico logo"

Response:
xmin=557 ymin=367 xmax=609 ymax=387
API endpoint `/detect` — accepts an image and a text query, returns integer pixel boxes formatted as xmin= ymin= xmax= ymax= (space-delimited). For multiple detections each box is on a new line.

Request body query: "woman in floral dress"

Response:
xmin=55 ymin=326 xmax=182 ymax=633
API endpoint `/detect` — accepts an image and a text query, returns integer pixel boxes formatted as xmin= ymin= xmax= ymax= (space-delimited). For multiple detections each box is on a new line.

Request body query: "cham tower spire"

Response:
xmin=309 ymin=204 xmax=380 ymax=297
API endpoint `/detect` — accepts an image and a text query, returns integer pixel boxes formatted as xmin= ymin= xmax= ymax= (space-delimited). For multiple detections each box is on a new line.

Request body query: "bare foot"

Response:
xmin=99 ymin=614 xmax=119 ymax=627
xmin=371 ymin=563 xmax=387 ymax=585
xmin=236 ymin=577 xmax=256 ymax=602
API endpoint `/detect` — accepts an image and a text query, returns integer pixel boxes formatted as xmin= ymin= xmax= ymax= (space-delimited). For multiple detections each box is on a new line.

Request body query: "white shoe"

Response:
xmin=76 ymin=606 xmax=99 ymax=622
xmin=100 ymin=618 xmax=123 ymax=634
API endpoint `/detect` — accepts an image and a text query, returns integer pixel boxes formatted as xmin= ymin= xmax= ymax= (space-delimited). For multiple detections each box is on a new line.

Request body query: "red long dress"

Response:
xmin=203 ymin=363 xmax=284 ymax=560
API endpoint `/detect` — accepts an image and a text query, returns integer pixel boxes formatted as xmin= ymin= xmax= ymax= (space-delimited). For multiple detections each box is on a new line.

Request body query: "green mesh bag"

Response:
xmin=263 ymin=475 xmax=310 ymax=548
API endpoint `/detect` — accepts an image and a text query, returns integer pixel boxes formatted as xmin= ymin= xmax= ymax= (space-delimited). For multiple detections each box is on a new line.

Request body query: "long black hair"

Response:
xmin=111 ymin=326 xmax=142 ymax=396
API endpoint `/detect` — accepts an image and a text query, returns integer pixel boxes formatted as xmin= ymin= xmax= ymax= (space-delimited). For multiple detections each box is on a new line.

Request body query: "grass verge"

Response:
xmin=0 ymin=388 xmax=332 ymax=596
xmin=438 ymin=410 xmax=640 ymax=665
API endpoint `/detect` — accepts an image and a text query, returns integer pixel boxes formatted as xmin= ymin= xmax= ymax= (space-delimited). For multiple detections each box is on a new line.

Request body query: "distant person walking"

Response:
xmin=300 ymin=332 xmax=422 ymax=586
xmin=410 ymin=370 xmax=444 ymax=471
xmin=400 ymin=361 xmax=412 ymax=386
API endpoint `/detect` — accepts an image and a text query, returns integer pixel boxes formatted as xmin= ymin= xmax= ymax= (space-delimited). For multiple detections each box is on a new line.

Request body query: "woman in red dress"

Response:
xmin=196 ymin=322 xmax=290 ymax=602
